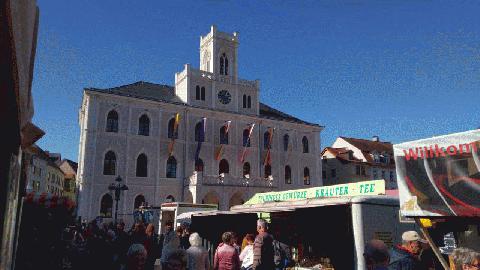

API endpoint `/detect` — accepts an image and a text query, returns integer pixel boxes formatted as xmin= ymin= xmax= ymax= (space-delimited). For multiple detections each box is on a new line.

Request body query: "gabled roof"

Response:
xmin=340 ymin=137 xmax=393 ymax=154
xmin=86 ymin=81 xmax=321 ymax=127
xmin=63 ymin=159 xmax=78 ymax=172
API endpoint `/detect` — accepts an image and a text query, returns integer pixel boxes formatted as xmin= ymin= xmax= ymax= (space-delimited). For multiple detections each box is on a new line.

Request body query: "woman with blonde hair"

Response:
xmin=186 ymin=232 xmax=210 ymax=270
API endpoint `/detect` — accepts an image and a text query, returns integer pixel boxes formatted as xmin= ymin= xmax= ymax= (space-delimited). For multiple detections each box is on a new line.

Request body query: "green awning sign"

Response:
xmin=245 ymin=180 xmax=386 ymax=204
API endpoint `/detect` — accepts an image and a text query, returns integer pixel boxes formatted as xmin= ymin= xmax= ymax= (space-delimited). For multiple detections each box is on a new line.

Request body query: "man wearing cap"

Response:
xmin=389 ymin=231 xmax=426 ymax=270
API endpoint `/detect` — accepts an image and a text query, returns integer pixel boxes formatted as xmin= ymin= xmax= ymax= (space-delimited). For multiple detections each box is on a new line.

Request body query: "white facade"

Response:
xmin=77 ymin=26 xmax=323 ymax=224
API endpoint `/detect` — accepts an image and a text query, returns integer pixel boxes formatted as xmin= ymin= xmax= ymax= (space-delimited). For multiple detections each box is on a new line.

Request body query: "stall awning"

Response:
xmin=230 ymin=195 xmax=399 ymax=214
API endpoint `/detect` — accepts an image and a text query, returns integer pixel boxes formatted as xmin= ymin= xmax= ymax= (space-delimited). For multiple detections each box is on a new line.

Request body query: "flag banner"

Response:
xmin=394 ymin=129 xmax=480 ymax=217
xmin=169 ymin=113 xmax=181 ymax=156
xmin=195 ymin=118 xmax=206 ymax=161
xmin=240 ymin=123 xmax=255 ymax=163
xmin=215 ymin=121 xmax=231 ymax=161
xmin=263 ymin=128 xmax=275 ymax=166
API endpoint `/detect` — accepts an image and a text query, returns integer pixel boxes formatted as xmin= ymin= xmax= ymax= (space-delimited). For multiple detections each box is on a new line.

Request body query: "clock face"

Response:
xmin=217 ymin=90 xmax=231 ymax=104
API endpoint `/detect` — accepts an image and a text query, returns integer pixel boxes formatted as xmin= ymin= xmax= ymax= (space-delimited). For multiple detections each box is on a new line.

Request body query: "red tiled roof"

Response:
xmin=340 ymin=137 xmax=393 ymax=154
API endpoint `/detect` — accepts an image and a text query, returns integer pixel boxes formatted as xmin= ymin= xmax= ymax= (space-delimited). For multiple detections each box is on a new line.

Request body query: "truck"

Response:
xmin=190 ymin=195 xmax=418 ymax=270
xmin=157 ymin=202 xmax=217 ymax=235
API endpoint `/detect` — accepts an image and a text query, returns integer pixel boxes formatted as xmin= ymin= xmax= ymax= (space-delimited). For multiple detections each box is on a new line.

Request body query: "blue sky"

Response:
xmin=33 ymin=0 xmax=480 ymax=161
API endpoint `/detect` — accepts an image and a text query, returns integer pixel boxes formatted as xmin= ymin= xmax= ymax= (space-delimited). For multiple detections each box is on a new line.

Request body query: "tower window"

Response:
xmin=196 ymin=86 xmax=200 ymax=100
xmin=224 ymin=55 xmax=229 ymax=75
xmin=243 ymin=95 xmax=247 ymax=108
xmin=201 ymin=87 xmax=206 ymax=101
xmin=247 ymin=96 xmax=252 ymax=108
xmin=220 ymin=55 xmax=224 ymax=75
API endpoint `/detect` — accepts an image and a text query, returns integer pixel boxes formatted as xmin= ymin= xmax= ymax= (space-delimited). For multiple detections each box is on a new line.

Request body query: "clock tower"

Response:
xmin=175 ymin=26 xmax=259 ymax=115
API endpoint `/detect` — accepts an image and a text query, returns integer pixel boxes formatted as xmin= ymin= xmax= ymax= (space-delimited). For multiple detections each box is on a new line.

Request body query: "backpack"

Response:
xmin=273 ymin=240 xmax=285 ymax=267
xmin=273 ymin=240 xmax=294 ymax=268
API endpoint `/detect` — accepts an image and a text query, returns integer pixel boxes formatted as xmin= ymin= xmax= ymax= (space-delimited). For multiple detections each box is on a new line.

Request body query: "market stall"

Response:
xmin=394 ymin=129 xmax=480 ymax=269
xmin=191 ymin=180 xmax=416 ymax=270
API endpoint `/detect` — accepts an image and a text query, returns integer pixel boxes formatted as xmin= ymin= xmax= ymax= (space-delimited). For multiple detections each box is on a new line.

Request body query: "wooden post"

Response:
xmin=415 ymin=218 xmax=450 ymax=270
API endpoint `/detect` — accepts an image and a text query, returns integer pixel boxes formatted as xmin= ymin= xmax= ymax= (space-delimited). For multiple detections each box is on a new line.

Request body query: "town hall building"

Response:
xmin=76 ymin=26 xmax=324 ymax=223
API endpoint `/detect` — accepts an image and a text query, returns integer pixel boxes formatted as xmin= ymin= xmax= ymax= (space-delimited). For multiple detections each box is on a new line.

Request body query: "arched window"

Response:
xmin=220 ymin=55 xmax=224 ymax=75
xmin=136 ymin=153 xmax=148 ymax=177
xmin=304 ymin=167 xmax=310 ymax=185
xmin=243 ymin=129 xmax=251 ymax=147
xmin=283 ymin=134 xmax=290 ymax=151
xmin=103 ymin=151 xmax=116 ymax=175
xmin=302 ymin=136 xmax=309 ymax=153
xmin=225 ymin=56 xmax=229 ymax=75
xmin=219 ymin=159 xmax=229 ymax=174
xmin=100 ymin=194 xmax=113 ymax=217
xmin=220 ymin=126 xmax=228 ymax=144
xmin=196 ymin=85 xmax=200 ymax=100
xmin=106 ymin=110 xmax=118 ymax=132
xmin=168 ymin=118 xmax=178 ymax=139
xmin=166 ymin=156 xmax=177 ymax=178
xmin=201 ymin=87 xmax=206 ymax=101
xmin=166 ymin=195 xmax=175 ymax=202
xmin=264 ymin=131 xmax=271 ymax=149
xmin=247 ymin=96 xmax=251 ymax=108
xmin=138 ymin=114 xmax=150 ymax=136
xmin=195 ymin=122 xmax=204 ymax=142
xmin=243 ymin=95 xmax=247 ymax=108
xmin=285 ymin=166 xmax=292 ymax=184
xmin=243 ymin=162 xmax=251 ymax=177
xmin=195 ymin=158 xmax=204 ymax=172
xmin=264 ymin=165 xmax=272 ymax=178
xmin=134 ymin=195 xmax=145 ymax=209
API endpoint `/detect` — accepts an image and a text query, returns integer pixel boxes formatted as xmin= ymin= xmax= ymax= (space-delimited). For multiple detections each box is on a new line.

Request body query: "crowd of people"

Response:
xmin=364 ymin=231 xmax=480 ymax=270
xmin=54 ymin=218 xmax=478 ymax=270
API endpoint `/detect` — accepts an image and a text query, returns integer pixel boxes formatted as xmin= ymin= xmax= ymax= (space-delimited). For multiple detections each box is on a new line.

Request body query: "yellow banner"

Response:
xmin=245 ymin=180 xmax=386 ymax=204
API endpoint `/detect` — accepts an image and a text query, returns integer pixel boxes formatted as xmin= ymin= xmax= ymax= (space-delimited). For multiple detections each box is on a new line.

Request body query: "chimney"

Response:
xmin=372 ymin=136 xmax=379 ymax=142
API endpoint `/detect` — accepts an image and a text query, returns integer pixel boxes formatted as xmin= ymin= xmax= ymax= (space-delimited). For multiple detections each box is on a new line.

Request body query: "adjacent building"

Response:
xmin=23 ymin=145 xmax=65 ymax=196
xmin=59 ymin=159 xmax=78 ymax=203
xmin=321 ymin=136 xmax=397 ymax=189
xmin=77 ymin=26 xmax=324 ymax=223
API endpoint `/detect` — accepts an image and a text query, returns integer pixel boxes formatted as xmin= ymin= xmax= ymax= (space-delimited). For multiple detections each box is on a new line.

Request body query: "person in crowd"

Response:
xmin=131 ymin=222 xmax=148 ymax=245
xmin=180 ymin=223 xmax=192 ymax=250
xmin=161 ymin=221 xmax=181 ymax=269
xmin=389 ymin=231 xmax=425 ymax=270
xmin=364 ymin=239 xmax=390 ymax=270
xmin=451 ymin=248 xmax=480 ymax=270
xmin=231 ymin=232 xmax=241 ymax=254
xmin=214 ymin=232 xmax=241 ymax=270
xmin=145 ymin=223 xmax=160 ymax=270
xmin=164 ymin=249 xmax=188 ymax=270
xmin=239 ymin=234 xmax=255 ymax=270
xmin=186 ymin=232 xmax=210 ymax=270
xmin=419 ymin=241 xmax=439 ymax=270
xmin=252 ymin=219 xmax=274 ymax=270
xmin=114 ymin=221 xmax=132 ymax=270
xmin=127 ymin=243 xmax=148 ymax=270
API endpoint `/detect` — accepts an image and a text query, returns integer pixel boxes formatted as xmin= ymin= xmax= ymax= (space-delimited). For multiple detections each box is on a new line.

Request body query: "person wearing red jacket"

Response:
xmin=214 ymin=232 xmax=241 ymax=270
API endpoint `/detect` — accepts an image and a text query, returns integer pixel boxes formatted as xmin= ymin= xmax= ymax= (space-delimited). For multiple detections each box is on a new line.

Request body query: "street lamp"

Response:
xmin=242 ymin=174 xmax=250 ymax=186
xmin=108 ymin=175 xmax=128 ymax=224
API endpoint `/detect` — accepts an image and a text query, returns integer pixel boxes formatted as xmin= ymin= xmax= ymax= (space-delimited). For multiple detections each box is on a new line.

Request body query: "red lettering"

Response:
xmin=447 ymin=145 xmax=458 ymax=155
xmin=435 ymin=144 xmax=446 ymax=157
xmin=404 ymin=148 xmax=419 ymax=161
